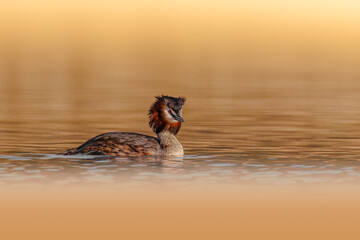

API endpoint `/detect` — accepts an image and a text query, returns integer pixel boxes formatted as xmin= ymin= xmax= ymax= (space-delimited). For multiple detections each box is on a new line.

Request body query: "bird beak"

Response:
xmin=174 ymin=115 xmax=185 ymax=123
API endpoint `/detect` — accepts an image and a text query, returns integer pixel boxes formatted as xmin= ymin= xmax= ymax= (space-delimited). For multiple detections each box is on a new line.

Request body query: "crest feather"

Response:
xmin=148 ymin=95 xmax=185 ymax=134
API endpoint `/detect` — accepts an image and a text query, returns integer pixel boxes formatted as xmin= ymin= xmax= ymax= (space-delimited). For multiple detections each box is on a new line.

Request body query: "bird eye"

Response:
xmin=168 ymin=110 xmax=172 ymax=114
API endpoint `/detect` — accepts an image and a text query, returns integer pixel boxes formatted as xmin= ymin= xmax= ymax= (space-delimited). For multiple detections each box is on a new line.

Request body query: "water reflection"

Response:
xmin=0 ymin=153 xmax=360 ymax=186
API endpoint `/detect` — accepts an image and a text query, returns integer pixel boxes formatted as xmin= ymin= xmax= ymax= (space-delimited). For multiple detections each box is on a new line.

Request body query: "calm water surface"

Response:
xmin=1 ymin=79 xmax=360 ymax=186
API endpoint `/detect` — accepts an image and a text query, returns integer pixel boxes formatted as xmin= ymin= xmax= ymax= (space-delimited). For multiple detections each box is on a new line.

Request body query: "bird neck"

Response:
xmin=157 ymin=130 xmax=184 ymax=156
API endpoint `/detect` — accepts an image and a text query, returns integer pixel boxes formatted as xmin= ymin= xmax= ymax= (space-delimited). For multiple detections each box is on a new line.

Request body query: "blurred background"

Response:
xmin=1 ymin=0 xmax=359 ymax=86
xmin=1 ymin=1 xmax=360 ymax=239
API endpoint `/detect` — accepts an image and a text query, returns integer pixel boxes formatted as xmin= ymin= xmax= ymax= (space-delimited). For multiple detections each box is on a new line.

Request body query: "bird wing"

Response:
xmin=65 ymin=132 xmax=162 ymax=156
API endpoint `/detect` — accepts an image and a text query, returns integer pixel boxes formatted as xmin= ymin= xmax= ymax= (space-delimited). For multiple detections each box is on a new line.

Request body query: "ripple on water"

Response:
xmin=290 ymin=165 xmax=316 ymax=168
xmin=0 ymin=153 xmax=359 ymax=185
xmin=289 ymin=170 xmax=343 ymax=175
xmin=208 ymin=163 xmax=236 ymax=167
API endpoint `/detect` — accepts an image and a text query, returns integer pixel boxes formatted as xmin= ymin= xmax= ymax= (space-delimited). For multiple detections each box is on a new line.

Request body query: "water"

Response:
xmin=1 ymin=79 xmax=360 ymax=187
xmin=1 ymin=153 xmax=360 ymax=186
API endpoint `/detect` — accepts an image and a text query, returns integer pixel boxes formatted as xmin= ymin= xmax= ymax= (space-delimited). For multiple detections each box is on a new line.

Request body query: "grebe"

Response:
xmin=60 ymin=95 xmax=186 ymax=157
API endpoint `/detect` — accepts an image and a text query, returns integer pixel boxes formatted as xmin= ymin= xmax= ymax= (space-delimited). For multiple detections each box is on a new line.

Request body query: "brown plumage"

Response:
xmin=148 ymin=95 xmax=185 ymax=135
xmin=60 ymin=95 xmax=186 ymax=157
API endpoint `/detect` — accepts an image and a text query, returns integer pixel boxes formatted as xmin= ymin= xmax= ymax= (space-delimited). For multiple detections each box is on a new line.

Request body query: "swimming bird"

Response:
xmin=60 ymin=95 xmax=186 ymax=157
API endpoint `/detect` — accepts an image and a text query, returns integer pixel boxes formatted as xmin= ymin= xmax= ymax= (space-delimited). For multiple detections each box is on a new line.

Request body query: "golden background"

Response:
xmin=1 ymin=0 xmax=360 ymax=86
